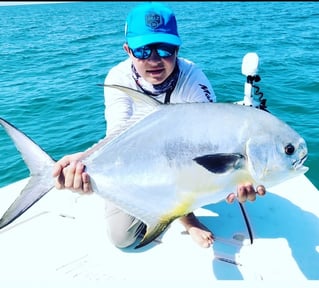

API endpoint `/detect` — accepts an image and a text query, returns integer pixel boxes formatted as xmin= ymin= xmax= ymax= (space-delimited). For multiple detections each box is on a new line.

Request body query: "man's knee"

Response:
xmin=107 ymin=229 xmax=137 ymax=248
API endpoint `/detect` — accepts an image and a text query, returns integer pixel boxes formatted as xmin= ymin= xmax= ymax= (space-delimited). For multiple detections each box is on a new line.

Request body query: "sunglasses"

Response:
xmin=130 ymin=44 xmax=177 ymax=60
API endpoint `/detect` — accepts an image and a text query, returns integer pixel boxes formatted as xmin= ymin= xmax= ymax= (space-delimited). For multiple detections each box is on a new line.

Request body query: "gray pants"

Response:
xmin=105 ymin=200 xmax=146 ymax=248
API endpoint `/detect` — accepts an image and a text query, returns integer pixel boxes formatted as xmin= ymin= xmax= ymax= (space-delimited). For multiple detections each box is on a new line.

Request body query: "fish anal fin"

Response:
xmin=135 ymin=195 xmax=196 ymax=249
xmin=134 ymin=216 xmax=178 ymax=249
xmin=193 ymin=153 xmax=245 ymax=174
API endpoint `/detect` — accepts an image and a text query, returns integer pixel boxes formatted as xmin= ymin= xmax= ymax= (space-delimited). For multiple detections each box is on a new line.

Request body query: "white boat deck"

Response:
xmin=0 ymin=175 xmax=318 ymax=287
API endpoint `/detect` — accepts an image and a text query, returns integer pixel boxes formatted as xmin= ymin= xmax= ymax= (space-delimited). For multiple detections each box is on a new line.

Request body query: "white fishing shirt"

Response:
xmin=103 ymin=57 xmax=216 ymax=134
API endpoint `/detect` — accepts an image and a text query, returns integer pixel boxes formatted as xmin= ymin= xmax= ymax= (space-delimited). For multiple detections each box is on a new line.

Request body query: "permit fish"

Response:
xmin=0 ymin=85 xmax=308 ymax=248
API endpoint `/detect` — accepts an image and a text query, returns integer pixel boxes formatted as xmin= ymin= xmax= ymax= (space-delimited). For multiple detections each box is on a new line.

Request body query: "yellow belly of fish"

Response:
xmin=174 ymin=164 xmax=254 ymax=205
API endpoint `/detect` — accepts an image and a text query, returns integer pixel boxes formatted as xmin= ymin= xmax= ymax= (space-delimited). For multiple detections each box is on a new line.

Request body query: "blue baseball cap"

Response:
xmin=125 ymin=2 xmax=182 ymax=49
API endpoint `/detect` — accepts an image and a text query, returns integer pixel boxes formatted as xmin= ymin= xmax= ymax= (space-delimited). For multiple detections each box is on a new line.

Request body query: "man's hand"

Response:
xmin=226 ymin=183 xmax=266 ymax=204
xmin=52 ymin=152 xmax=92 ymax=194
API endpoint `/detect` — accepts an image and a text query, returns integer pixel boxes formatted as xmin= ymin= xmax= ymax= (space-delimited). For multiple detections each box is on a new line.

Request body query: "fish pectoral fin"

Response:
xmin=134 ymin=218 xmax=176 ymax=249
xmin=193 ymin=153 xmax=245 ymax=174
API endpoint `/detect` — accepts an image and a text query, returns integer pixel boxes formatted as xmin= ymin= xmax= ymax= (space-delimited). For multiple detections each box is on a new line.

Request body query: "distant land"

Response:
xmin=0 ymin=2 xmax=69 ymax=6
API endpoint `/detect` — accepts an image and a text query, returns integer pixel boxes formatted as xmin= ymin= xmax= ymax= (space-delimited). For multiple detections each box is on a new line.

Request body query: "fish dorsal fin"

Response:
xmin=82 ymin=85 xmax=163 ymax=160
xmin=105 ymin=84 xmax=163 ymax=108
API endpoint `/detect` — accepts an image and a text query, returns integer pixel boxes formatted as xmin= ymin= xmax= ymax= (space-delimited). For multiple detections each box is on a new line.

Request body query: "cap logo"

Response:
xmin=145 ymin=13 xmax=162 ymax=29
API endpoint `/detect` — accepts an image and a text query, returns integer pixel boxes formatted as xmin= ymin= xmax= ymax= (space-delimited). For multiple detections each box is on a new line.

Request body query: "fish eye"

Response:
xmin=285 ymin=143 xmax=295 ymax=155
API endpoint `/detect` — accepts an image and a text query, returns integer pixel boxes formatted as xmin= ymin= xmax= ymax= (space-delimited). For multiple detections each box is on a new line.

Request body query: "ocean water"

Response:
xmin=0 ymin=1 xmax=318 ymax=189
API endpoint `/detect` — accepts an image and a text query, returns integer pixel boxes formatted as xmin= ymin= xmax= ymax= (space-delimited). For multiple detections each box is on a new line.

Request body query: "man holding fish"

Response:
xmin=53 ymin=2 xmax=266 ymax=249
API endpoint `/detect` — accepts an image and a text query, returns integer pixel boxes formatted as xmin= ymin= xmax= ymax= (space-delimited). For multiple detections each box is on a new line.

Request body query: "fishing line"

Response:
xmin=238 ymin=202 xmax=253 ymax=245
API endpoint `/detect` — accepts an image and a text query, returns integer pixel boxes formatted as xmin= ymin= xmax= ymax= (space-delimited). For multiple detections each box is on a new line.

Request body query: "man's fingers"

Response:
xmin=55 ymin=172 xmax=65 ymax=189
xmin=226 ymin=193 xmax=236 ymax=204
xmin=256 ymin=185 xmax=266 ymax=196
xmin=237 ymin=185 xmax=248 ymax=203
xmin=226 ymin=184 xmax=266 ymax=205
xmin=72 ymin=162 xmax=85 ymax=190
xmin=246 ymin=184 xmax=257 ymax=201
xmin=64 ymin=163 xmax=76 ymax=188
xmin=82 ymin=172 xmax=92 ymax=194
xmin=52 ymin=155 xmax=73 ymax=178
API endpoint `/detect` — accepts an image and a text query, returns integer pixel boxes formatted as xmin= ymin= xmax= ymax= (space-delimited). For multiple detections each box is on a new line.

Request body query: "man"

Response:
xmin=53 ymin=2 xmax=265 ymax=249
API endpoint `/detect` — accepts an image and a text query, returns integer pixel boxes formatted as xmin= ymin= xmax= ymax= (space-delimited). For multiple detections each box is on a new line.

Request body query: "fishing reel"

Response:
xmin=236 ymin=52 xmax=268 ymax=112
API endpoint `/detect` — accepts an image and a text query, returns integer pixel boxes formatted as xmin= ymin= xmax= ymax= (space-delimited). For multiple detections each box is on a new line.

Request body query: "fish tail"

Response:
xmin=0 ymin=118 xmax=56 ymax=229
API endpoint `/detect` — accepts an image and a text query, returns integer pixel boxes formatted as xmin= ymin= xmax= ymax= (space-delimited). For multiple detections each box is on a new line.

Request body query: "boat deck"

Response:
xmin=0 ymin=175 xmax=318 ymax=286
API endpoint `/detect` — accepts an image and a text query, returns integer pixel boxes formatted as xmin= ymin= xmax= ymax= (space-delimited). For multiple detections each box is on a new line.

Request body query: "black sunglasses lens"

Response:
xmin=131 ymin=46 xmax=152 ymax=59
xmin=131 ymin=44 xmax=177 ymax=59
xmin=156 ymin=44 xmax=176 ymax=58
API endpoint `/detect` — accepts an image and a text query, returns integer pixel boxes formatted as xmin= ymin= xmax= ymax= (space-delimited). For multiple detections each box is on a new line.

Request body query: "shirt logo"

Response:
xmin=199 ymin=84 xmax=213 ymax=102
xmin=145 ymin=13 xmax=162 ymax=29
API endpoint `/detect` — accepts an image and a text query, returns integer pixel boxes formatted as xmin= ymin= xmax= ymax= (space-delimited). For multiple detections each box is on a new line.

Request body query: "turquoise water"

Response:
xmin=0 ymin=1 xmax=318 ymax=189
